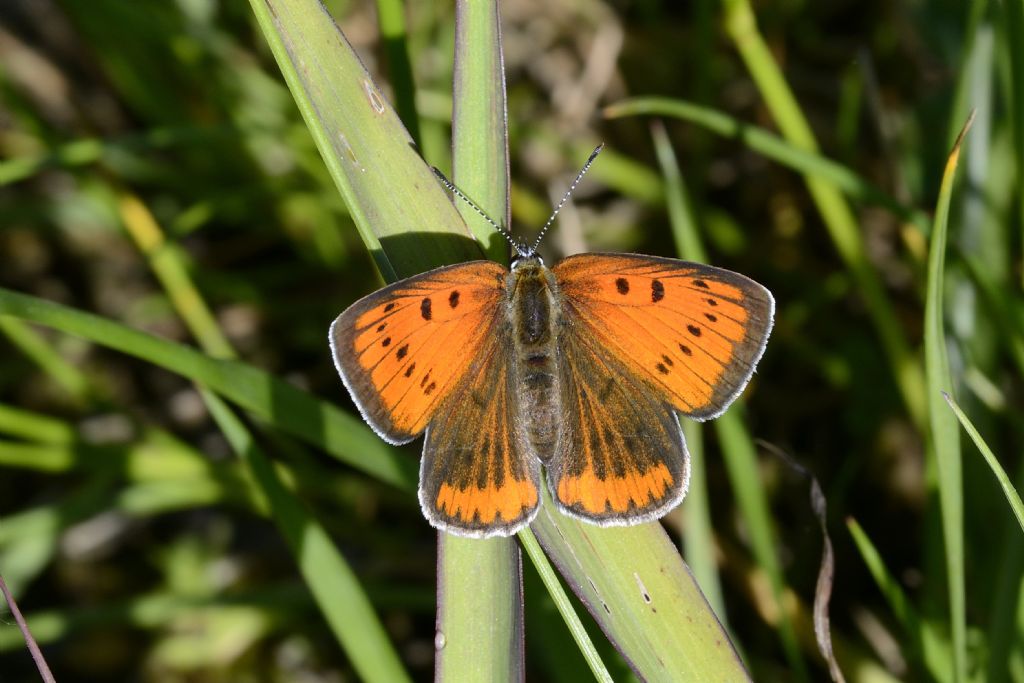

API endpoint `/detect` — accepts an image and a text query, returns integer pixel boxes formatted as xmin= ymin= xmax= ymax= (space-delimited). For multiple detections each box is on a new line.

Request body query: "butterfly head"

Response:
xmin=510 ymin=250 xmax=544 ymax=270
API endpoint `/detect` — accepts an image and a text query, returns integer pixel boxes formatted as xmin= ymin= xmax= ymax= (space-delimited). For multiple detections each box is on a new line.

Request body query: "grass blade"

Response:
xmin=923 ymin=112 xmax=974 ymax=683
xmin=719 ymin=0 xmax=927 ymax=432
xmin=436 ymin=2 xmax=522 ymax=680
xmin=650 ymin=120 xmax=725 ymax=618
xmin=0 ymin=287 xmax=416 ymax=490
xmin=943 ymin=393 xmax=1024 ymax=534
xmin=202 ymin=390 xmax=411 ymax=683
xmin=650 ymin=120 xmax=801 ymax=672
xmin=846 ymin=518 xmax=951 ymax=681
xmin=606 ymin=98 xmax=930 ymax=233
xmin=531 ymin=486 xmax=750 ymax=680
xmin=248 ymin=0 xmax=480 ymax=279
xmin=517 ymin=530 xmax=613 ymax=683
xmin=376 ymin=0 xmax=422 ymax=147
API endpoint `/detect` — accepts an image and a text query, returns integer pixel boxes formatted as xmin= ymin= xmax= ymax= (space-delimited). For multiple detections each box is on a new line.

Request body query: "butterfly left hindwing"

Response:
xmin=420 ymin=325 xmax=541 ymax=537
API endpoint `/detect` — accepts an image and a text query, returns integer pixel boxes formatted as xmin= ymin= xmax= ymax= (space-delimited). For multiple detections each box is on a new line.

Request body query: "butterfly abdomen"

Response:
xmin=509 ymin=261 xmax=562 ymax=461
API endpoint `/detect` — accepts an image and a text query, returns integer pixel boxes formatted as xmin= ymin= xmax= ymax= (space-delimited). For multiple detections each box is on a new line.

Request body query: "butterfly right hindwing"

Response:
xmin=548 ymin=325 xmax=690 ymax=523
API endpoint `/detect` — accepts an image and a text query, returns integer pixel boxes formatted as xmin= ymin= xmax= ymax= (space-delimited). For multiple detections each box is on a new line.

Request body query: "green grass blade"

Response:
xmin=846 ymin=518 xmax=951 ymax=681
xmin=435 ymin=3 xmax=522 ymax=681
xmin=0 ymin=405 xmax=75 ymax=445
xmin=203 ymin=389 xmax=411 ymax=683
xmin=117 ymin=164 xmax=415 ymax=678
xmin=1001 ymin=0 xmax=1024 ymax=288
xmin=450 ymin=0 xmax=511 ymax=261
xmin=517 ymin=529 xmax=613 ymax=683
xmin=530 ymin=490 xmax=750 ymax=680
xmin=0 ymin=287 xmax=416 ymax=490
xmin=606 ymin=98 xmax=930 ymax=233
xmin=248 ymin=0 xmax=480 ymax=279
xmin=715 ymin=415 xmax=806 ymax=678
xmin=375 ymin=0 xmax=422 ymax=147
xmin=0 ymin=317 xmax=93 ymax=404
xmin=117 ymin=191 xmax=235 ymax=359
xmin=944 ymin=393 xmax=1024 ymax=534
xmin=719 ymin=0 xmax=927 ymax=432
xmin=923 ymin=113 xmax=973 ymax=683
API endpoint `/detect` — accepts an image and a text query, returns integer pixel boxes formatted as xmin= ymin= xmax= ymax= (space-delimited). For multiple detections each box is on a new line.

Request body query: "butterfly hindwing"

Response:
xmin=553 ymin=253 xmax=774 ymax=420
xmin=549 ymin=327 xmax=689 ymax=523
xmin=329 ymin=260 xmax=507 ymax=444
xmin=420 ymin=325 xmax=541 ymax=537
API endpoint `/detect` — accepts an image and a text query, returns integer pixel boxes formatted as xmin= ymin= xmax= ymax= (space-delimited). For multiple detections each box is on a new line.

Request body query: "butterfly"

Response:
xmin=329 ymin=153 xmax=774 ymax=538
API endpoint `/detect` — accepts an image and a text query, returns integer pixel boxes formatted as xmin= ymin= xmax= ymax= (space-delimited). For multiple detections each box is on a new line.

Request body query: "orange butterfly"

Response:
xmin=329 ymin=154 xmax=774 ymax=538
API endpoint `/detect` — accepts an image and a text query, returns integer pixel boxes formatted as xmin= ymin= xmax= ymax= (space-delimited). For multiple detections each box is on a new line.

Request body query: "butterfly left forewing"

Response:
xmin=420 ymin=325 xmax=541 ymax=537
xmin=553 ymin=252 xmax=774 ymax=420
xmin=549 ymin=327 xmax=689 ymax=523
xmin=329 ymin=260 xmax=507 ymax=444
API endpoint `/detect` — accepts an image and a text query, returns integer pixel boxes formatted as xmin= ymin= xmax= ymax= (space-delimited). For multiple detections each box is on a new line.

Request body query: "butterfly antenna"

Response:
xmin=431 ymin=167 xmax=527 ymax=257
xmin=530 ymin=143 xmax=604 ymax=253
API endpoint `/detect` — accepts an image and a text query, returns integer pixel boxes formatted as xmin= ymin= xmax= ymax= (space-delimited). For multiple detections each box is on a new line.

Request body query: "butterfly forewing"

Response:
xmin=553 ymin=253 xmax=774 ymax=420
xmin=550 ymin=328 xmax=689 ymax=522
xmin=420 ymin=326 xmax=541 ymax=537
xmin=329 ymin=260 xmax=507 ymax=443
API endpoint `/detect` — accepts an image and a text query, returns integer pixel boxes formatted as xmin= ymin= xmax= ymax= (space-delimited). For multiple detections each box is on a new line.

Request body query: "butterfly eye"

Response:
xmin=511 ymin=253 xmax=544 ymax=270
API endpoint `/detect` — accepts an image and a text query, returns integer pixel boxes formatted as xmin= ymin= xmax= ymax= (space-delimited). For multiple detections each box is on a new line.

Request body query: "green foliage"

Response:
xmin=1 ymin=0 xmax=1022 ymax=681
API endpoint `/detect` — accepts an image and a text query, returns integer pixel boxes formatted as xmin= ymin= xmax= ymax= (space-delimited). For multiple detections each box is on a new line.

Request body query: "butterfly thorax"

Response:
xmin=508 ymin=257 xmax=562 ymax=462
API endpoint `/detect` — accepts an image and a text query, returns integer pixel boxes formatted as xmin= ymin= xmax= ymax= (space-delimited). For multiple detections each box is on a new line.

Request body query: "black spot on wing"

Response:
xmin=679 ymin=343 xmax=692 ymax=356
xmin=693 ymin=279 xmax=709 ymax=289
xmin=449 ymin=290 xmax=460 ymax=308
xmin=420 ymin=297 xmax=432 ymax=320
xmin=384 ymin=302 xmax=396 ymax=312
xmin=615 ymin=278 xmax=629 ymax=294
xmin=687 ymin=324 xmax=701 ymax=337
xmin=704 ymin=313 xmax=718 ymax=322
xmin=404 ymin=362 xmax=416 ymax=377
xmin=396 ymin=344 xmax=408 ymax=359
xmin=381 ymin=337 xmax=392 ymax=347
xmin=651 ymin=279 xmax=665 ymax=303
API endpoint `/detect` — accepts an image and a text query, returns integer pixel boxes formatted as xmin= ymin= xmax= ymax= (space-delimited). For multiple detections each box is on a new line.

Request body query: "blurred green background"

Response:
xmin=1 ymin=0 xmax=1021 ymax=680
